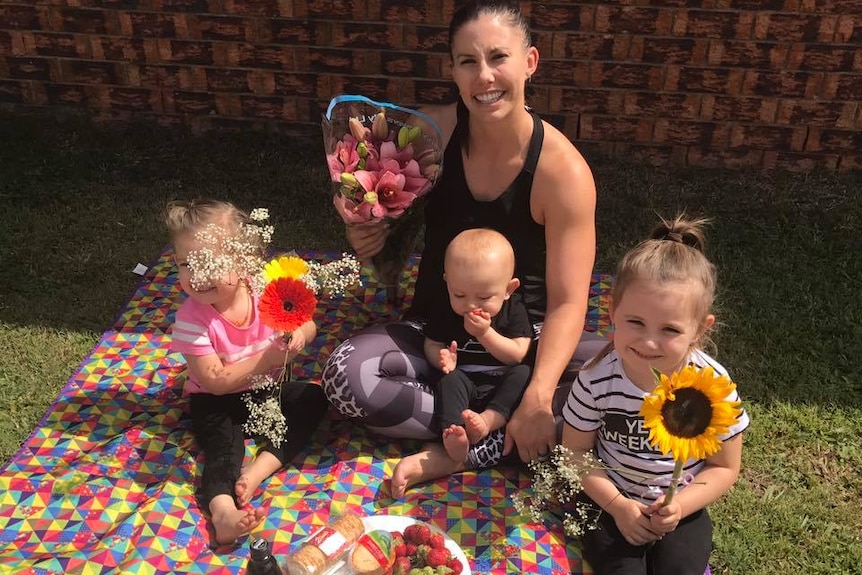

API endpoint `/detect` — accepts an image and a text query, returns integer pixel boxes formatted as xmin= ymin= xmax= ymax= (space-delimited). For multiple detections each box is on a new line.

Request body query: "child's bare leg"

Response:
xmin=235 ymin=451 xmax=282 ymax=507
xmin=391 ymin=442 xmax=466 ymax=499
xmin=209 ymin=494 xmax=265 ymax=545
xmin=462 ymin=408 xmax=505 ymax=445
xmin=441 ymin=424 xmax=469 ymax=463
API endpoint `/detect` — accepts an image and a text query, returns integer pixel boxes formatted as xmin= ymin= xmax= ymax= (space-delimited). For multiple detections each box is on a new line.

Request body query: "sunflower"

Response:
xmin=263 ymin=255 xmax=309 ymax=282
xmin=259 ymin=277 xmax=317 ymax=333
xmin=640 ymin=365 xmax=742 ymax=462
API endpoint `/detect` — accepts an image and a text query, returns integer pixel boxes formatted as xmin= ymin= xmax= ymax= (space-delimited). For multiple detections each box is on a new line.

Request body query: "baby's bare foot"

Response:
xmin=442 ymin=424 xmax=469 ymax=463
xmin=235 ymin=474 xmax=261 ymax=508
xmin=462 ymin=409 xmax=490 ymax=444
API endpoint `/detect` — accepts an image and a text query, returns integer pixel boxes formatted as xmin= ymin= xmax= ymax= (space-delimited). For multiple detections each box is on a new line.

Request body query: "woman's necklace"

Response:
xmin=226 ymin=284 xmax=252 ymax=327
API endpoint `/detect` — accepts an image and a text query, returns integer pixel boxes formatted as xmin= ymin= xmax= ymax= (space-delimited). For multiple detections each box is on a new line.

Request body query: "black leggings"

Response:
xmin=578 ymin=493 xmax=712 ymax=575
xmin=433 ymin=365 xmax=532 ymax=429
xmin=190 ymin=381 xmax=328 ymax=511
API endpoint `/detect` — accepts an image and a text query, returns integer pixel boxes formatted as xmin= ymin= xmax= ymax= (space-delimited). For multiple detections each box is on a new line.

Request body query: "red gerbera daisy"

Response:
xmin=259 ymin=277 xmax=317 ymax=333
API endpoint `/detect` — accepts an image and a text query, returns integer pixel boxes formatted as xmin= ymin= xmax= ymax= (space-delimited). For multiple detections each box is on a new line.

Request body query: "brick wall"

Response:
xmin=0 ymin=1 xmax=859 ymax=170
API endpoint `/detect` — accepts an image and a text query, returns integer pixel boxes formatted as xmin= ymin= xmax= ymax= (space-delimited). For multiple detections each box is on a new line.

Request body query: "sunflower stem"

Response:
xmin=663 ymin=458 xmax=685 ymax=507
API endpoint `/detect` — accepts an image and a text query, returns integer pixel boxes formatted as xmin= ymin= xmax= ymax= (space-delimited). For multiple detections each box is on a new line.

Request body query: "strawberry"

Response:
xmin=413 ymin=543 xmax=432 ymax=566
xmin=404 ymin=523 xmax=432 ymax=545
xmin=446 ymin=557 xmax=464 ymax=574
xmin=391 ymin=531 xmax=407 ymax=557
xmin=392 ymin=556 xmax=412 ymax=575
xmin=426 ymin=547 xmax=451 ymax=568
xmin=428 ymin=532 xmax=446 ymax=549
xmin=404 ymin=543 xmax=417 ymax=557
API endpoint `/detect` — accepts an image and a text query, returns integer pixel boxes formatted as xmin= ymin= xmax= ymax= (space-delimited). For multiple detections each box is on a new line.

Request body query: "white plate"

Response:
xmin=361 ymin=515 xmax=471 ymax=575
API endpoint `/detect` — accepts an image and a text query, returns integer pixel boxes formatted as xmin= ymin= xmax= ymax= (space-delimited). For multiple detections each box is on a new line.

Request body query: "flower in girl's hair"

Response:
xmin=263 ymin=255 xmax=309 ymax=282
xmin=259 ymin=277 xmax=318 ymax=335
xmin=640 ymin=365 xmax=742 ymax=462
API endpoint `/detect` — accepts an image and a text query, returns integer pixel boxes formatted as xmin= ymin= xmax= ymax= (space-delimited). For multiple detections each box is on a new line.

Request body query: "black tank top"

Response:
xmin=408 ymin=105 xmax=547 ymax=324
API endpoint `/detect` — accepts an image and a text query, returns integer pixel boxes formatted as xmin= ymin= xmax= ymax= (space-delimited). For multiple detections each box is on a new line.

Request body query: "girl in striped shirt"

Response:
xmin=562 ymin=215 xmax=749 ymax=575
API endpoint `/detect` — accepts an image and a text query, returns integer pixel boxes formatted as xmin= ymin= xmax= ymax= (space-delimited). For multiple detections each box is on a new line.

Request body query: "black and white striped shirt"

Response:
xmin=562 ymin=349 xmax=750 ymax=505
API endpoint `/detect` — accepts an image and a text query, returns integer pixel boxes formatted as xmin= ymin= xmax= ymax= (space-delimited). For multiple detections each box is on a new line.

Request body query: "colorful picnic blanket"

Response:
xmin=0 ymin=250 xmax=611 ymax=575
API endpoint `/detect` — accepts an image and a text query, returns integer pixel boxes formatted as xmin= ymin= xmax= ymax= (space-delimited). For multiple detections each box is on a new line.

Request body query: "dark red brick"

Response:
xmin=701 ymin=95 xmax=777 ymax=122
xmin=581 ymin=115 xmax=654 ymax=142
xmin=273 ymin=72 xmax=318 ymax=97
xmin=173 ymin=90 xmax=216 ymax=113
xmin=763 ymin=150 xmax=839 ymax=171
xmin=408 ymin=25 xmax=448 ymax=52
xmin=531 ymin=4 xmax=590 ymax=31
xmin=594 ymin=63 xmax=664 ymax=90
xmin=754 ymin=13 xmax=836 ymax=42
xmin=161 ymin=40 xmax=213 ymax=64
xmin=686 ymin=147 xmax=764 ymax=168
xmin=158 ymin=0 xmax=212 ymax=11
xmin=641 ymin=38 xmax=708 ymax=65
xmin=301 ymin=47 xmax=358 ymax=73
xmin=536 ymin=60 xmax=580 ymax=86
xmin=26 ymin=32 xmax=86 ymax=58
xmin=834 ymin=74 xmax=861 ymax=100
xmin=241 ymin=95 xmax=288 ymax=119
xmin=59 ymin=60 xmax=118 ymax=84
xmin=612 ymin=143 xmax=685 ymax=166
xmin=807 ymin=127 xmax=862 ymax=152
xmin=676 ymin=67 xmax=743 ymax=95
xmin=800 ymin=0 xmax=861 ymax=13
xmin=0 ymin=5 xmax=41 ymax=29
xmin=0 ymin=80 xmax=27 ymax=103
xmin=195 ymin=15 xmax=252 ymax=42
xmin=654 ymin=118 xmax=727 ymax=146
xmin=555 ymin=33 xmax=624 ymax=61
xmin=307 ymin=0 xmax=367 ymax=20
xmin=55 ymin=8 xmax=114 ymax=34
xmin=206 ymin=68 xmax=250 ymax=92
xmin=552 ymin=88 xmax=623 ymax=115
xmin=412 ymin=79 xmax=456 ymax=104
xmin=673 ymin=10 xmax=754 ymax=39
xmin=222 ymin=0 xmax=282 ymax=17
xmin=126 ymin=12 xmax=176 ymax=37
xmin=6 ymin=57 xmax=51 ymax=80
xmin=332 ymin=76 xmax=390 ymax=101
xmin=623 ymin=92 xmax=701 ymax=119
xmin=381 ymin=52 xmax=427 ymax=77
xmin=742 ymin=70 xmax=822 ymax=97
xmin=92 ymin=37 xmax=148 ymax=61
xmin=138 ymin=64 xmax=183 ymax=88
xmin=45 ymin=83 xmax=88 ymax=106
xmin=730 ymin=124 xmax=808 ymax=151
xmin=0 ymin=31 xmax=11 ymax=56
xmin=777 ymin=100 xmax=855 ymax=127
xmin=273 ymin=19 xmax=326 ymax=46
xmin=595 ymin=6 xmax=673 ymax=35
xmin=373 ymin=0 xmax=439 ymax=23
xmin=104 ymin=86 xmax=159 ymax=111
xmin=794 ymin=45 xmax=855 ymax=71
xmin=838 ymin=153 xmax=861 ymax=170
xmin=332 ymin=22 xmax=400 ymax=50
xmin=231 ymin=44 xmax=293 ymax=69
xmin=707 ymin=40 xmax=788 ymax=68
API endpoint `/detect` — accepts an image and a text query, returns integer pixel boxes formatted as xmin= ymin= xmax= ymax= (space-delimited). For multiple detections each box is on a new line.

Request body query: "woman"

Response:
xmin=321 ymin=0 xmax=601 ymax=496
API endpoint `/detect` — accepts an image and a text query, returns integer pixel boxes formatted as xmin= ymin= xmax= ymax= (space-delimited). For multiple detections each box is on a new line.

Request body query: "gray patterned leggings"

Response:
xmin=320 ymin=321 xmax=607 ymax=469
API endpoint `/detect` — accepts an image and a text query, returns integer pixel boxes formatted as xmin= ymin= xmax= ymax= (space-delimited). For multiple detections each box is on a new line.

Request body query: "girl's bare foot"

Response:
xmin=211 ymin=499 xmax=265 ymax=545
xmin=235 ymin=451 xmax=282 ymax=507
xmin=462 ymin=409 xmax=491 ymax=444
xmin=441 ymin=424 xmax=469 ymax=463
xmin=391 ymin=443 xmax=466 ymax=499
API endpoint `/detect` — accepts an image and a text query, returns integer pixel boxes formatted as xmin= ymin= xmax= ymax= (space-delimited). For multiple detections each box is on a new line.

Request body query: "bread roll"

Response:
xmin=283 ymin=512 xmax=365 ymax=575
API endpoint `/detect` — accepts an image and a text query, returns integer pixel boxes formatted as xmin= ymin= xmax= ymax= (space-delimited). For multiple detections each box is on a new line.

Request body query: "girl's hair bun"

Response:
xmin=649 ymin=214 xmax=709 ymax=254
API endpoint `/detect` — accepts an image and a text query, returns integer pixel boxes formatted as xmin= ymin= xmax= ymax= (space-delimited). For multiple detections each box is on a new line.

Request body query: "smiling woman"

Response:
xmin=320 ymin=0 xmax=601 ymax=494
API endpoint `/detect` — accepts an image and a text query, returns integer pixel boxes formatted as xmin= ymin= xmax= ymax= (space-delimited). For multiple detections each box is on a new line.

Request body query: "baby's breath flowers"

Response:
xmin=243 ymin=375 xmax=287 ymax=446
xmin=512 ymin=445 xmax=604 ymax=538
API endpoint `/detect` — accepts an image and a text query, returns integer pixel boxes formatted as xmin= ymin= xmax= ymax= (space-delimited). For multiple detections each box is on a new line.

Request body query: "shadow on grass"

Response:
xmin=1 ymin=112 xmax=859 ymax=410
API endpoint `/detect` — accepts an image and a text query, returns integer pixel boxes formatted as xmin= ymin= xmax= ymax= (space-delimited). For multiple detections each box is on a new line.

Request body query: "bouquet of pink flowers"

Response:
xmin=322 ymin=95 xmax=444 ymax=289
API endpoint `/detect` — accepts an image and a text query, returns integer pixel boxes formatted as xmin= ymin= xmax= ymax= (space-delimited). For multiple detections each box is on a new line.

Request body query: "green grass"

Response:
xmin=0 ymin=113 xmax=860 ymax=573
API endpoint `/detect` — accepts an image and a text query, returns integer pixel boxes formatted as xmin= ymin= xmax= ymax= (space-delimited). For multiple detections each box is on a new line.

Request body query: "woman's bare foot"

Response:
xmin=442 ymin=424 xmax=469 ymax=463
xmin=210 ymin=497 xmax=265 ymax=545
xmin=235 ymin=451 xmax=282 ymax=507
xmin=391 ymin=442 xmax=466 ymax=499
xmin=462 ymin=409 xmax=491 ymax=444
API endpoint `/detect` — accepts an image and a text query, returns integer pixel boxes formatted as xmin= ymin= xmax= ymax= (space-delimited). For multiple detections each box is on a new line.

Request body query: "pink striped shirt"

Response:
xmin=170 ymin=294 xmax=280 ymax=394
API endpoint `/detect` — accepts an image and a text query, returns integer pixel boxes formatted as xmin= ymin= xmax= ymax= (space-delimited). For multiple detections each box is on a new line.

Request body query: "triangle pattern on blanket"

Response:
xmin=0 ymin=249 xmax=607 ymax=574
